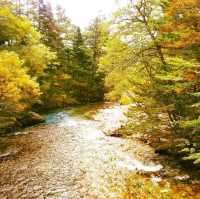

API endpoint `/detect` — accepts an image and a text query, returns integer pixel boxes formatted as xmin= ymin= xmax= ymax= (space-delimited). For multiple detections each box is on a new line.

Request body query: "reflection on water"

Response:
xmin=0 ymin=104 xmax=199 ymax=199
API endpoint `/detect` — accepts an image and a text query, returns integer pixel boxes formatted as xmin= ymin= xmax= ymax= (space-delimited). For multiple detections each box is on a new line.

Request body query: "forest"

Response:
xmin=0 ymin=0 xmax=200 ymax=198
xmin=0 ymin=0 xmax=106 ymax=128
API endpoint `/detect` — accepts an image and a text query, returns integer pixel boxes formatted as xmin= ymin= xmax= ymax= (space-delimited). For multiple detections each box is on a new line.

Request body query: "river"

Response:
xmin=0 ymin=103 xmax=199 ymax=199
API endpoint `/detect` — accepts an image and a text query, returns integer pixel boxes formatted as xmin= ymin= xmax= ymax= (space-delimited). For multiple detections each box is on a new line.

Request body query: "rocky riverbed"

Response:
xmin=0 ymin=103 xmax=199 ymax=199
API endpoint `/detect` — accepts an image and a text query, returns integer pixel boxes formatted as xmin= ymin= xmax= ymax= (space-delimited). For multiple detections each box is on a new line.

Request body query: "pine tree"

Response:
xmin=71 ymin=27 xmax=93 ymax=103
xmin=85 ymin=17 xmax=107 ymax=101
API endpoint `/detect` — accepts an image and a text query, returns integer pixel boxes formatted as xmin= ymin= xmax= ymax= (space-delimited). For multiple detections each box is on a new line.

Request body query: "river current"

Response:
xmin=0 ymin=104 xmax=199 ymax=198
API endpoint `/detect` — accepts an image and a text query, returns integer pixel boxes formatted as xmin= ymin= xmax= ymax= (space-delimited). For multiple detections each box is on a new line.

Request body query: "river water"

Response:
xmin=0 ymin=104 xmax=199 ymax=199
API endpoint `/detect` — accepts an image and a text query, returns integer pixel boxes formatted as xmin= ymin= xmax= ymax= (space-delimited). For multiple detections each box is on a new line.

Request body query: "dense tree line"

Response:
xmin=99 ymin=0 xmax=200 ymax=165
xmin=0 ymin=0 xmax=105 ymax=131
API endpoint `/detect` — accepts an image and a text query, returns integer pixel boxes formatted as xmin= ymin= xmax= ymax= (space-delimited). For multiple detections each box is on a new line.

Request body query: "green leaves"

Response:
xmin=184 ymin=153 xmax=200 ymax=164
xmin=21 ymin=44 xmax=56 ymax=77
xmin=180 ymin=117 xmax=200 ymax=129
xmin=100 ymin=0 xmax=200 ymax=165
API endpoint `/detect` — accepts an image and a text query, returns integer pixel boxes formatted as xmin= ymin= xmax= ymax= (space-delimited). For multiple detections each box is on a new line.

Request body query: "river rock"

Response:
xmin=0 ymin=147 xmax=21 ymax=161
xmin=159 ymin=138 xmax=169 ymax=143
xmin=155 ymin=143 xmax=172 ymax=155
xmin=173 ymin=138 xmax=190 ymax=148
xmin=21 ymin=112 xmax=44 ymax=127
xmin=174 ymin=175 xmax=190 ymax=181
xmin=0 ymin=117 xmax=17 ymax=133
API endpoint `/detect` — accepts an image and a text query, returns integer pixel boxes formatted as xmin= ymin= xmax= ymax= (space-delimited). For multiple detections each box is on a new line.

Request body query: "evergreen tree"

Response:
xmin=85 ymin=17 xmax=108 ymax=101
xmin=71 ymin=27 xmax=93 ymax=103
xmin=37 ymin=0 xmax=74 ymax=108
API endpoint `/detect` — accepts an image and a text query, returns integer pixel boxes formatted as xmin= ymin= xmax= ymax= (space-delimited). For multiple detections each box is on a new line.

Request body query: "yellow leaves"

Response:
xmin=0 ymin=50 xmax=41 ymax=113
xmin=0 ymin=7 xmax=56 ymax=78
xmin=174 ymin=87 xmax=184 ymax=94
xmin=21 ymin=44 xmax=57 ymax=77
xmin=0 ymin=50 xmax=22 ymax=67
xmin=0 ymin=6 xmax=41 ymax=45
xmin=99 ymin=36 xmax=133 ymax=74
xmin=165 ymin=0 xmax=195 ymax=18
xmin=165 ymin=0 xmax=199 ymax=16
xmin=47 ymin=94 xmax=77 ymax=107
xmin=57 ymin=73 xmax=71 ymax=81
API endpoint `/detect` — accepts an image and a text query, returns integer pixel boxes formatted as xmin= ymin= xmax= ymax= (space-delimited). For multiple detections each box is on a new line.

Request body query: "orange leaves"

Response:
xmin=160 ymin=0 xmax=200 ymax=49
xmin=162 ymin=31 xmax=200 ymax=49
xmin=159 ymin=22 xmax=174 ymax=33
xmin=165 ymin=0 xmax=200 ymax=17
xmin=183 ymin=70 xmax=198 ymax=81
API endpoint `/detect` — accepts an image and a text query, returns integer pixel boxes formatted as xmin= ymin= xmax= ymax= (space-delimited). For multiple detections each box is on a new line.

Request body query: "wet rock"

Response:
xmin=159 ymin=138 xmax=168 ymax=143
xmin=173 ymin=138 xmax=190 ymax=148
xmin=174 ymin=175 xmax=190 ymax=181
xmin=0 ymin=147 xmax=21 ymax=161
xmin=106 ymin=130 xmax=124 ymax=137
xmin=155 ymin=142 xmax=173 ymax=155
xmin=21 ymin=112 xmax=44 ymax=127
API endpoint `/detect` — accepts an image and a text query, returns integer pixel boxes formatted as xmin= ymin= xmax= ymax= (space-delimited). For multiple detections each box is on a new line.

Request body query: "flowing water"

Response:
xmin=0 ymin=104 xmax=199 ymax=199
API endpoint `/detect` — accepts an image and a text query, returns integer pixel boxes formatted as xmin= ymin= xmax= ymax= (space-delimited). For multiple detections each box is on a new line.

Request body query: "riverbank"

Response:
xmin=112 ymin=106 xmax=200 ymax=176
xmin=0 ymin=111 xmax=45 ymax=136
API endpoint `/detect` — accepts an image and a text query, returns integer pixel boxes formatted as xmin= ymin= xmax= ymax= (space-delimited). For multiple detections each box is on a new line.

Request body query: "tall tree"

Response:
xmin=100 ymin=0 xmax=200 ymax=164
xmin=0 ymin=5 xmax=54 ymax=130
xmin=70 ymin=27 xmax=92 ymax=103
xmin=85 ymin=17 xmax=109 ymax=101
xmin=86 ymin=17 xmax=107 ymax=71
